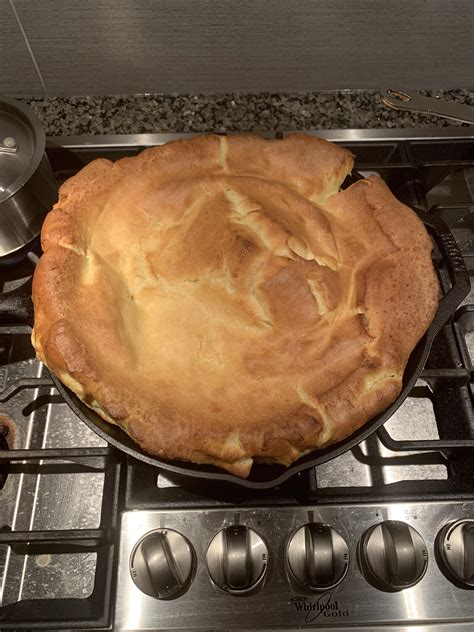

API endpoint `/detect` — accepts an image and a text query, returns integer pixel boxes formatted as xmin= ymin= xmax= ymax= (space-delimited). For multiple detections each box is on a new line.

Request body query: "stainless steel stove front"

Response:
xmin=115 ymin=503 xmax=474 ymax=631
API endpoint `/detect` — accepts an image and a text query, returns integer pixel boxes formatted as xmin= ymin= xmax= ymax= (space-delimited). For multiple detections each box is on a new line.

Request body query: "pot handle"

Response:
xmin=415 ymin=208 xmax=470 ymax=339
xmin=0 ymin=277 xmax=34 ymax=326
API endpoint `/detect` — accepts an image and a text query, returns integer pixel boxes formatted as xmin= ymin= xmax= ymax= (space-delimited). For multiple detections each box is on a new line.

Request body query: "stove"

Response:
xmin=0 ymin=129 xmax=473 ymax=631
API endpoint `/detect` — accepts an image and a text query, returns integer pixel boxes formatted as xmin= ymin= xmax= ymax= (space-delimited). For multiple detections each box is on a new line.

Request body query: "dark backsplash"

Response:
xmin=2 ymin=0 xmax=474 ymax=96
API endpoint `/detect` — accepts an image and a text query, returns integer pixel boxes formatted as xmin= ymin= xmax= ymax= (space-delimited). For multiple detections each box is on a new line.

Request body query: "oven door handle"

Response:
xmin=0 ymin=277 xmax=34 ymax=326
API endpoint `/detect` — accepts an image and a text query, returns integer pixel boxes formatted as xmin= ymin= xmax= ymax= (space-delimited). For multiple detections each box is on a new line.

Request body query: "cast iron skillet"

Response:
xmin=0 ymin=206 xmax=469 ymax=489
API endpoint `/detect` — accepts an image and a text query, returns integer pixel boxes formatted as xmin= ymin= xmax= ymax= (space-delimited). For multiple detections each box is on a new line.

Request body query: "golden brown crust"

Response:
xmin=32 ymin=133 xmax=439 ymax=477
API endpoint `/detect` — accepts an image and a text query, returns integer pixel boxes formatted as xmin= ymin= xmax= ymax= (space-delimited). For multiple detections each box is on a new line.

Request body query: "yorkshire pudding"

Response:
xmin=32 ymin=134 xmax=439 ymax=477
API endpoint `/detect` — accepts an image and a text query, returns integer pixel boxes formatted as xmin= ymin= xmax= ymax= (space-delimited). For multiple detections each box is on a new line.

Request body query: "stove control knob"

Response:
xmin=287 ymin=523 xmax=349 ymax=591
xmin=206 ymin=525 xmax=268 ymax=595
xmin=358 ymin=520 xmax=428 ymax=591
xmin=436 ymin=519 xmax=474 ymax=588
xmin=130 ymin=529 xmax=195 ymax=599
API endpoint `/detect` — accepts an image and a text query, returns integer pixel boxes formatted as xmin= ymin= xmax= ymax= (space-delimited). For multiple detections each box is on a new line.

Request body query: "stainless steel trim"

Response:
xmin=47 ymin=127 xmax=474 ymax=149
xmin=115 ymin=502 xmax=474 ymax=631
xmin=247 ymin=627 xmax=474 ymax=631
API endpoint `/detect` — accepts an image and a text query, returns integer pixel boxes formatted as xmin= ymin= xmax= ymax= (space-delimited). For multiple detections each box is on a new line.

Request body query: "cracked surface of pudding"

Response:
xmin=31 ymin=134 xmax=439 ymax=477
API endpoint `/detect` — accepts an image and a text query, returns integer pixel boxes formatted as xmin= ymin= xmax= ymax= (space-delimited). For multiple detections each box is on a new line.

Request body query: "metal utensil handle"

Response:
xmin=415 ymin=209 xmax=470 ymax=339
xmin=0 ymin=277 xmax=34 ymax=326
xmin=381 ymin=89 xmax=474 ymax=125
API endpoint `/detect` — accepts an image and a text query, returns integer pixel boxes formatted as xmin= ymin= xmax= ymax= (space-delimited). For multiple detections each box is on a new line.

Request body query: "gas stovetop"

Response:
xmin=0 ymin=129 xmax=473 ymax=631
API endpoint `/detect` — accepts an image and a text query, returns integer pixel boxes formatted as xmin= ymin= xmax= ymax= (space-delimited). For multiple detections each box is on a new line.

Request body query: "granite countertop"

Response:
xmin=17 ymin=89 xmax=473 ymax=137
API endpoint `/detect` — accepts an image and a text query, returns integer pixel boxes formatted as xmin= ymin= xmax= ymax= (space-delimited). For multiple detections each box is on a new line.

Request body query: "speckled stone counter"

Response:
xmin=17 ymin=89 xmax=473 ymax=137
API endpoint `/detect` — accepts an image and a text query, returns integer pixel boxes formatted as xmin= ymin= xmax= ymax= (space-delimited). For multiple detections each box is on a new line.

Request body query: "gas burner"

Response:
xmin=0 ymin=240 xmax=39 ymax=298
xmin=0 ymin=237 xmax=40 ymax=269
xmin=0 ymin=436 xmax=8 ymax=490
xmin=0 ymin=418 xmax=12 ymax=491
xmin=0 ymin=415 xmax=16 ymax=449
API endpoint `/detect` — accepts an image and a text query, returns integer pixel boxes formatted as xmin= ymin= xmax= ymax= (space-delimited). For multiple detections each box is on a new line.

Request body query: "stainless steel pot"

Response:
xmin=0 ymin=96 xmax=58 ymax=258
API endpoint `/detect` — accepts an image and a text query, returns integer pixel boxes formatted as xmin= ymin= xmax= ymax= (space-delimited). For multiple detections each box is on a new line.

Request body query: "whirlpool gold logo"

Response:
xmin=290 ymin=595 xmax=349 ymax=624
